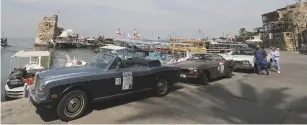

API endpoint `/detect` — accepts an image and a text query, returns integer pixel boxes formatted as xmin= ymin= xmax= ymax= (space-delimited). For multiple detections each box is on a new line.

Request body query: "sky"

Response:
xmin=1 ymin=0 xmax=299 ymax=39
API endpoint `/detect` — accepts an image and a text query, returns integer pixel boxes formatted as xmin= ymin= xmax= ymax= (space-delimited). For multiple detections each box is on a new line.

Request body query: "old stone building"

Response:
xmin=261 ymin=2 xmax=307 ymax=51
xmin=34 ymin=15 xmax=63 ymax=46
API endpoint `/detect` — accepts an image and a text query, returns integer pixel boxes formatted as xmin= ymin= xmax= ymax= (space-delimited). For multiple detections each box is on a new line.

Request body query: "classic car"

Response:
xmin=298 ymin=46 xmax=307 ymax=55
xmin=219 ymin=48 xmax=271 ymax=71
xmin=29 ymin=53 xmax=180 ymax=121
xmin=175 ymin=53 xmax=234 ymax=84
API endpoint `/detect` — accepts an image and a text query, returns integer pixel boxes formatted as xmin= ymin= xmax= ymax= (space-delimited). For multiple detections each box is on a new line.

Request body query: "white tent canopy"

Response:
xmin=58 ymin=29 xmax=77 ymax=37
xmin=12 ymin=50 xmax=50 ymax=58
xmin=100 ymin=45 xmax=127 ymax=50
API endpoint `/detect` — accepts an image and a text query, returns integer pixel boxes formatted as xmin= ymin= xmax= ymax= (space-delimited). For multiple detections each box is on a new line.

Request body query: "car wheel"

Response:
xmin=199 ymin=72 xmax=209 ymax=85
xmin=155 ymin=78 xmax=169 ymax=97
xmin=57 ymin=89 xmax=88 ymax=121
xmin=227 ymin=68 xmax=233 ymax=78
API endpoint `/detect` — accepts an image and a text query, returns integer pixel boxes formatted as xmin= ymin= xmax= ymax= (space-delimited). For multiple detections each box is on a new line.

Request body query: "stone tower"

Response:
xmin=34 ymin=15 xmax=61 ymax=46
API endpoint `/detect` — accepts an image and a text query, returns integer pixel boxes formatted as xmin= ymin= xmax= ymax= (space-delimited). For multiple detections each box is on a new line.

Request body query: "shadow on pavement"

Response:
xmin=114 ymin=79 xmax=307 ymax=124
xmin=35 ymin=84 xmax=184 ymax=122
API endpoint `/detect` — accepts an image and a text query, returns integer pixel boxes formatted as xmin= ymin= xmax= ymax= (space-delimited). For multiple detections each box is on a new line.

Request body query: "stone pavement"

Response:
xmin=1 ymin=51 xmax=307 ymax=124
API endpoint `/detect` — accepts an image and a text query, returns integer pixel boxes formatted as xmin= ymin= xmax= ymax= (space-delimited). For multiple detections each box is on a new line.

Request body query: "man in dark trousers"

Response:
xmin=254 ymin=45 xmax=269 ymax=75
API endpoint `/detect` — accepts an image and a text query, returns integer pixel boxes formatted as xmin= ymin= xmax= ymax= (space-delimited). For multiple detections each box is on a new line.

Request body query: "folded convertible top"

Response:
xmin=126 ymin=57 xmax=161 ymax=67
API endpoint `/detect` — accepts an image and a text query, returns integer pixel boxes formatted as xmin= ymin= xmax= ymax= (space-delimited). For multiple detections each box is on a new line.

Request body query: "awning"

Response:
xmin=12 ymin=50 xmax=50 ymax=58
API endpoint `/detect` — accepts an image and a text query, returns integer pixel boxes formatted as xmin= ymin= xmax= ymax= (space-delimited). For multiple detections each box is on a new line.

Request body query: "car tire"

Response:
xmin=227 ymin=68 xmax=233 ymax=78
xmin=155 ymin=78 xmax=169 ymax=97
xmin=199 ymin=72 xmax=209 ymax=85
xmin=56 ymin=89 xmax=88 ymax=121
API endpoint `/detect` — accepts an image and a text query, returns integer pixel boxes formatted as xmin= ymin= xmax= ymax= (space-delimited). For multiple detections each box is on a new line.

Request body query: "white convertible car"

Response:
xmin=219 ymin=48 xmax=271 ymax=71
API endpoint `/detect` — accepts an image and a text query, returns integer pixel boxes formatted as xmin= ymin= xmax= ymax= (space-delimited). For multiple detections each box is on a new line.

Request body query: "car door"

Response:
xmin=204 ymin=55 xmax=220 ymax=79
xmin=213 ymin=54 xmax=228 ymax=77
xmin=116 ymin=66 xmax=154 ymax=93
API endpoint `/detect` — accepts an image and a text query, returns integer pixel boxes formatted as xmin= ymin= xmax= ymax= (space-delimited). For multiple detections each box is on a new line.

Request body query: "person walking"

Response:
xmin=273 ymin=48 xmax=281 ymax=73
xmin=269 ymin=47 xmax=275 ymax=63
xmin=254 ymin=45 xmax=269 ymax=75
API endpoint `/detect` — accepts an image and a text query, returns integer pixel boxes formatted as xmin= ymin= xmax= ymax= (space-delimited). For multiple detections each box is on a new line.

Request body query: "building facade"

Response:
xmin=261 ymin=2 xmax=307 ymax=51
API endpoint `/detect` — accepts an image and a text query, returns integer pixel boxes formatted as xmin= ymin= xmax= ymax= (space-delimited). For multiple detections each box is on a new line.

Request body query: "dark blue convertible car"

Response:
xmin=29 ymin=53 xmax=180 ymax=121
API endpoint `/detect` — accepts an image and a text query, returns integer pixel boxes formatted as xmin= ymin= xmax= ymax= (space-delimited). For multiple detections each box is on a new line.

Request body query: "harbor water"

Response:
xmin=1 ymin=38 xmax=97 ymax=101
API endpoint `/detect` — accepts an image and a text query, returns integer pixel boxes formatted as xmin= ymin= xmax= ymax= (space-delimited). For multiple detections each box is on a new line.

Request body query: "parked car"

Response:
xmin=29 ymin=53 xmax=180 ymax=121
xmin=219 ymin=48 xmax=271 ymax=72
xmin=175 ymin=53 xmax=234 ymax=84
xmin=298 ymin=46 xmax=307 ymax=54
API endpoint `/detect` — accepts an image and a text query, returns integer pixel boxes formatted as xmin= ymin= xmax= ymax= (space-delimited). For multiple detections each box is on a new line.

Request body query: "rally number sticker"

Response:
xmin=115 ymin=78 xmax=121 ymax=85
xmin=218 ymin=62 xmax=224 ymax=73
xmin=122 ymin=72 xmax=133 ymax=90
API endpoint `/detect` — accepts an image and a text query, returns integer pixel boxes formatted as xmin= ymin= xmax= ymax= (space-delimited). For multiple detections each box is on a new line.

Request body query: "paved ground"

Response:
xmin=1 ymin=51 xmax=307 ymax=124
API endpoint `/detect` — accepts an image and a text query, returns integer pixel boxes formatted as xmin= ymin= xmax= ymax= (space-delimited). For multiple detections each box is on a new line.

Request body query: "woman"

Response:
xmin=273 ymin=48 xmax=281 ymax=73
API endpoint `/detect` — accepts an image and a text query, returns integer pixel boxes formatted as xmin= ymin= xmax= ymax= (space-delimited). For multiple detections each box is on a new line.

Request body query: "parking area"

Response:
xmin=1 ymin=51 xmax=307 ymax=124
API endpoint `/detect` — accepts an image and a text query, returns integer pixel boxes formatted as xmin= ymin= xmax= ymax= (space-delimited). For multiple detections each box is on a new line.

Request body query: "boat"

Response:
xmin=205 ymin=40 xmax=248 ymax=53
xmin=55 ymin=29 xmax=78 ymax=48
xmin=98 ymin=45 xmax=145 ymax=59
xmin=65 ymin=53 xmax=87 ymax=67
xmin=245 ymin=35 xmax=263 ymax=48
xmin=170 ymin=39 xmax=207 ymax=53
xmin=5 ymin=50 xmax=51 ymax=99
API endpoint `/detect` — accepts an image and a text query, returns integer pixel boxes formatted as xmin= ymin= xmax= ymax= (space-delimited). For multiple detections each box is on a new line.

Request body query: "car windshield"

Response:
xmin=232 ymin=50 xmax=254 ymax=55
xmin=189 ymin=54 xmax=213 ymax=61
xmin=86 ymin=54 xmax=115 ymax=69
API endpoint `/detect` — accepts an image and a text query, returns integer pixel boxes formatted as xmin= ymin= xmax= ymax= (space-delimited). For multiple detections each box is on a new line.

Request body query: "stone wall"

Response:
xmin=34 ymin=15 xmax=59 ymax=46
xmin=262 ymin=32 xmax=296 ymax=51
xmin=261 ymin=2 xmax=307 ymax=51
xmin=303 ymin=29 xmax=307 ymax=45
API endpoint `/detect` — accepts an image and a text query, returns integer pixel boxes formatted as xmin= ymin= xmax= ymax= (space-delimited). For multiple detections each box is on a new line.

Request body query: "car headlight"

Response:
xmin=35 ymin=80 xmax=49 ymax=100
xmin=242 ymin=60 xmax=250 ymax=65
xmin=189 ymin=68 xmax=198 ymax=72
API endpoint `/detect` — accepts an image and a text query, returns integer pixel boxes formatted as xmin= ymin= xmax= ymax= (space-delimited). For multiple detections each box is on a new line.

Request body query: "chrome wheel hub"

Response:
xmin=158 ymin=81 xmax=167 ymax=94
xmin=64 ymin=95 xmax=84 ymax=117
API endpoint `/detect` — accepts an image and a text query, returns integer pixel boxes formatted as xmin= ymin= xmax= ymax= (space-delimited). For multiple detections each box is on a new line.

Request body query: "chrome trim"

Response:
xmin=93 ymin=88 xmax=153 ymax=101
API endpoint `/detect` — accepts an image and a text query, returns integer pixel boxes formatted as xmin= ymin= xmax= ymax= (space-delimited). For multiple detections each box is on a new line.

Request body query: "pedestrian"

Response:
xmin=269 ymin=47 xmax=275 ymax=64
xmin=273 ymin=48 xmax=281 ymax=73
xmin=254 ymin=45 xmax=269 ymax=75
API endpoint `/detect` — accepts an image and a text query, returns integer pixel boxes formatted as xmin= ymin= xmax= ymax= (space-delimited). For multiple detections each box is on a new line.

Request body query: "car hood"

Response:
xmin=174 ymin=60 xmax=207 ymax=69
xmin=38 ymin=66 xmax=103 ymax=80
xmin=231 ymin=55 xmax=254 ymax=61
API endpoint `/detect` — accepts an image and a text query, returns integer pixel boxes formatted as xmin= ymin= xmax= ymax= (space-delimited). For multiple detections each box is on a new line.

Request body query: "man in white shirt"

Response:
xmin=270 ymin=47 xmax=275 ymax=64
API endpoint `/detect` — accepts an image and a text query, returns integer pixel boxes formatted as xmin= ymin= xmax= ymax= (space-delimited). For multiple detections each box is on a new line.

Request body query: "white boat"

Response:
xmin=99 ymin=45 xmax=144 ymax=59
xmin=65 ymin=53 xmax=87 ymax=67
xmin=245 ymin=36 xmax=263 ymax=45
xmin=5 ymin=50 xmax=51 ymax=99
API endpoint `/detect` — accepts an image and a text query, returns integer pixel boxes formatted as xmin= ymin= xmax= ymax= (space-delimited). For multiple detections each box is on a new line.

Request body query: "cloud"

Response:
xmin=1 ymin=0 xmax=295 ymax=38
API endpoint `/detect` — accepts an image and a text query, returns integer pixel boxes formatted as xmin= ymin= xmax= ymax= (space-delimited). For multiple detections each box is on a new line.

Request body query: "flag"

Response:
xmin=116 ymin=28 xmax=121 ymax=35
xmin=135 ymin=34 xmax=140 ymax=40
xmin=227 ymin=34 xmax=233 ymax=41
xmin=134 ymin=28 xmax=138 ymax=34
xmin=134 ymin=28 xmax=140 ymax=39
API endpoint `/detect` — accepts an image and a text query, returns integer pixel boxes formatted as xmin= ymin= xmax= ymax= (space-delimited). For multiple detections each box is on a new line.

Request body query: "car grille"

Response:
xmin=234 ymin=61 xmax=243 ymax=65
xmin=180 ymin=69 xmax=190 ymax=74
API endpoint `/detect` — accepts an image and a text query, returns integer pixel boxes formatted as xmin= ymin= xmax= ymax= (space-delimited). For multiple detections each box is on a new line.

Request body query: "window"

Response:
xmin=214 ymin=55 xmax=224 ymax=62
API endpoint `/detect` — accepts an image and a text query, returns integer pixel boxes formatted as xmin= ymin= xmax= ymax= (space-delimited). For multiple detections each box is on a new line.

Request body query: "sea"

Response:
xmin=1 ymin=38 xmax=97 ymax=102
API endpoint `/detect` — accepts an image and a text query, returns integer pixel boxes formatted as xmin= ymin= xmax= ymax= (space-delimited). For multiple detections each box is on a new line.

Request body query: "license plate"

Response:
xmin=180 ymin=74 xmax=186 ymax=78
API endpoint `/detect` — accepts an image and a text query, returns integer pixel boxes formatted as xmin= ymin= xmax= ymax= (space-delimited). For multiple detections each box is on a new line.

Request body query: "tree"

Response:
xmin=237 ymin=28 xmax=255 ymax=42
